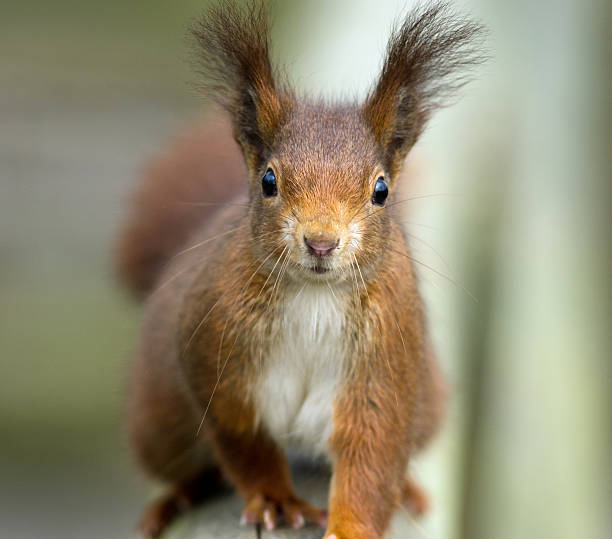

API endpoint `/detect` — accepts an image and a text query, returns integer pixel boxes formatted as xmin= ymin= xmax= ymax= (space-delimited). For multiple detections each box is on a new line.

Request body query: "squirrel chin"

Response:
xmin=295 ymin=264 xmax=340 ymax=283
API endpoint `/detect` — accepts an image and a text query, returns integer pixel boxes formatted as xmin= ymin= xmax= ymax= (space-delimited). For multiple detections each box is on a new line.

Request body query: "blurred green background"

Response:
xmin=1 ymin=1 xmax=610 ymax=538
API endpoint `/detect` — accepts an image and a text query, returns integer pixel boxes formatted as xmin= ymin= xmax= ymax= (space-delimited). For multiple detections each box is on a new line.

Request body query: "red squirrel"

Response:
xmin=117 ymin=2 xmax=484 ymax=537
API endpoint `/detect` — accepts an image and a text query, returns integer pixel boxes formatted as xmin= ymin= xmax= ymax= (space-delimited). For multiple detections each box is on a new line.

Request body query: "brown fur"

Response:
xmin=119 ymin=2 xmax=483 ymax=537
xmin=363 ymin=2 xmax=486 ymax=178
xmin=116 ymin=117 xmax=246 ymax=297
xmin=190 ymin=1 xmax=293 ymax=171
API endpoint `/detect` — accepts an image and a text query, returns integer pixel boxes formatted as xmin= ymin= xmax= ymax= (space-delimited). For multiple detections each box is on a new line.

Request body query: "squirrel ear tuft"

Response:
xmin=363 ymin=2 xmax=487 ymax=177
xmin=191 ymin=1 xmax=292 ymax=172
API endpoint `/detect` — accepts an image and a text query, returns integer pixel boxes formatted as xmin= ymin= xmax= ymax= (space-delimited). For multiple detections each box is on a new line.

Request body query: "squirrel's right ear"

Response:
xmin=191 ymin=1 xmax=291 ymax=172
xmin=363 ymin=3 xmax=486 ymax=179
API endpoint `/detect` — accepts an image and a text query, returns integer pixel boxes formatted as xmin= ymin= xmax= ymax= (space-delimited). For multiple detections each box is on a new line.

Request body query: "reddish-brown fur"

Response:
xmin=116 ymin=118 xmax=246 ymax=297
xmin=118 ymin=2 xmax=483 ymax=537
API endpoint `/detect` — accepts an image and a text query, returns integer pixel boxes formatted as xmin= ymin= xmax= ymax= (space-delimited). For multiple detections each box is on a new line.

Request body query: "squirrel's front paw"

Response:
xmin=324 ymin=531 xmax=375 ymax=539
xmin=240 ymin=492 xmax=327 ymax=531
xmin=324 ymin=532 xmax=366 ymax=539
xmin=324 ymin=520 xmax=378 ymax=539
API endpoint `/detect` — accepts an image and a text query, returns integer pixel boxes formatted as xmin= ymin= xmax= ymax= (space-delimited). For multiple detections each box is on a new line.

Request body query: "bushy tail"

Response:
xmin=116 ymin=115 xmax=246 ymax=297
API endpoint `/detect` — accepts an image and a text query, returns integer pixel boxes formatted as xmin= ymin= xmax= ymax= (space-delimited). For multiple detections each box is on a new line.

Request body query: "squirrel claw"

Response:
xmin=240 ymin=493 xmax=327 ymax=531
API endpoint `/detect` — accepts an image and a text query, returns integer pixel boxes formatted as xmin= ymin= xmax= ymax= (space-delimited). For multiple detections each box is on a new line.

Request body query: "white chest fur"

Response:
xmin=253 ymin=284 xmax=347 ymax=456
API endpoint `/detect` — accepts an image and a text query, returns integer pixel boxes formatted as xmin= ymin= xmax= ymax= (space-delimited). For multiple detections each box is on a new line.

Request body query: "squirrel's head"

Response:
xmin=191 ymin=1 xmax=484 ymax=284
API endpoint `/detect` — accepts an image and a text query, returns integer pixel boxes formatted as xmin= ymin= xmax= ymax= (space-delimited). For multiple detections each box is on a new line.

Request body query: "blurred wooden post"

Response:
xmin=454 ymin=1 xmax=612 ymax=538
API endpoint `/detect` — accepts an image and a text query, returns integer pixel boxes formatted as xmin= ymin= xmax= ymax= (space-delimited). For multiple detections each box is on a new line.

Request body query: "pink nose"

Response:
xmin=304 ymin=236 xmax=338 ymax=257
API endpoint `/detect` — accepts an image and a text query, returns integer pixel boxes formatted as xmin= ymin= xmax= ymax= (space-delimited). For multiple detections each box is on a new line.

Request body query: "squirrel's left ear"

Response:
xmin=191 ymin=1 xmax=292 ymax=173
xmin=363 ymin=3 xmax=486 ymax=178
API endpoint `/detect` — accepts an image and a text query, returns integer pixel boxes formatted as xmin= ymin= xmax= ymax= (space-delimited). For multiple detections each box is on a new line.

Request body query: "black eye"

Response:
xmin=261 ymin=168 xmax=278 ymax=198
xmin=372 ymin=177 xmax=388 ymax=206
